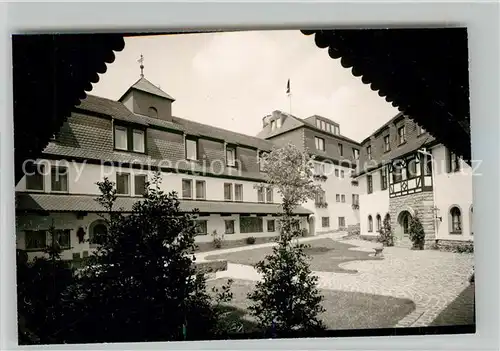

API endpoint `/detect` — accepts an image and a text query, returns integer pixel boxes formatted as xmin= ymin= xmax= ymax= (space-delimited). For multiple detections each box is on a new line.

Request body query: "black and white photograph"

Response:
xmin=12 ymin=28 xmax=475 ymax=344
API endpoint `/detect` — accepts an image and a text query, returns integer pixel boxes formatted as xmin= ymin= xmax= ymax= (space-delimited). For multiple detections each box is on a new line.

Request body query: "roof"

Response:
xmin=16 ymin=193 xmax=313 ymax=215
xmin=353 ymin=134 xmax=437 ymax=177
xmin=13 ymin=34 xmax=125 ymax=185
xmin=359 ymin=112 xmax=404 ymax=145
xmin=302 ymin=28 xmax=471 ymax=163
xmin=119 ymin=77 xmax=176 ymax=101
xmin=74 ymin=94 xmax=274 ymax=152
xmin=257 ymin=110 xmax=360 ymax=145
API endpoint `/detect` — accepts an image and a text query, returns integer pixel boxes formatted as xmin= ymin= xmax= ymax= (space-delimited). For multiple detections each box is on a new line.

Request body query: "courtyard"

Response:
xmin=201 ymin=234 xmax=475 ymax=331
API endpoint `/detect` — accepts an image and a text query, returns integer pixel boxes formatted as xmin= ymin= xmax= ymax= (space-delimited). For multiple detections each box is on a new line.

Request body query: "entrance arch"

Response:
xmin=396 ymin=210 xmax=413 ymax=239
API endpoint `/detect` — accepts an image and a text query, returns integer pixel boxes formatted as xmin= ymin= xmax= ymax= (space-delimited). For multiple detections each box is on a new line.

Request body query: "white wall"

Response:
xmin=357 ymin=170 xmax=390 ymax=237
xmin=15 ymin=159 xmax=281 ymax=204
xmin=303 ymin=161 xmax=359 ymax=233
xmin=431 ymin=145 xmax=474 ymax=241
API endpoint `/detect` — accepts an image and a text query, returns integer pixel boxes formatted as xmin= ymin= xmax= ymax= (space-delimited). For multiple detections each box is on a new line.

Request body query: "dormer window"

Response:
xmin=185 ymin=137 xmax=198 ymax=161
xmin=226 ymin=146 xmax=236 ymax=167
xmin=114 ymin=125 xmax=146 ymax=153
xmin=276 ymin=117 xmax=282 ymax=128
xmin=259 ymin=152 xmax=268 ymax=172
xmin=271 ymin=120 xmax=276 ymax=131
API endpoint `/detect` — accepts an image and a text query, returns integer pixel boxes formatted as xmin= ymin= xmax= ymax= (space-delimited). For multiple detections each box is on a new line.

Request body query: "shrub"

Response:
xmin=408 ymin=213 xmax=425 ymax=250
xmin=377 ymin=216 xmax=394 ymax=247
xmin=211 ymin=230 xmax=224 ymax=249
xmin=246 ymin=236 xmax=256 ymax=245
xmin=300 ymin=228 xmax=309 ymax=237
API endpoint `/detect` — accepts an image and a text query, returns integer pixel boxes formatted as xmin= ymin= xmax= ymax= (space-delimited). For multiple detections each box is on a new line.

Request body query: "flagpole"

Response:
xmin=288 ymin=93 xmax=292 ymax=115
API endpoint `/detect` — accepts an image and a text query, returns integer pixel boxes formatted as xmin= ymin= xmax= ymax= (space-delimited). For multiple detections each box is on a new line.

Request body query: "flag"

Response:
xmin=286 ymin=79 xmax=291 ymax=95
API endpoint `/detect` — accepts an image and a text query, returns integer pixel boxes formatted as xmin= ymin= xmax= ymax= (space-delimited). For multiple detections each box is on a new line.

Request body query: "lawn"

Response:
xmin=205 ymin=238 xmax=382 ymax=273
xmin=207 ymin=278 xmax=416 ymax=332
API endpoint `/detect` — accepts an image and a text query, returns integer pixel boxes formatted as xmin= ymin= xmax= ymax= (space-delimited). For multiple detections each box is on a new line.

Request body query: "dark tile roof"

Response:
xmin=257 ymin=110 xmax=360 ymax=145
xmin=353 ymin=134 xmax=437 ymax=177
xmin=77 ymin=95 xmax=148 ymax=126
xmin=16 ymin=193 xmax=313 ymax=215
xmin=127 ymin=77 xmax=176 ymax=101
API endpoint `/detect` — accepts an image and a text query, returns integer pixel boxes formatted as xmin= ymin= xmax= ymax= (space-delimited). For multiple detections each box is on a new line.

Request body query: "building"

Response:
xmin=256 ymin=111 xmax=361 ymax=233
xmin=15 ymin=76 xmax=313 ymax=262
xmin=353 ymin=113 xmax=474 ymax=248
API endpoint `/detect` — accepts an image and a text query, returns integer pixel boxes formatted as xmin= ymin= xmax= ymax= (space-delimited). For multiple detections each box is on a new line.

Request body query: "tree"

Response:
xmin=409 ymin=213 xmax=425 ymax=250
xmin=377 ymin=215 xmax=394 ymax=247
xmin=58 ymin=173 xmax=232 ymax=343
xmin=247 ymin=144 xmax=326 ymax=336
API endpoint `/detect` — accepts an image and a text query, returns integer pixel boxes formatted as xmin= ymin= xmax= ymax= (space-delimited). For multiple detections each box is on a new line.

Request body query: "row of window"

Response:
xmin=270 ymin=117 xmax=283 ymax=131
xmin=25 ymin=165 xmax=69 ymax=192
xmin=315 ymin=191 xmax=359 ymax=205
xmin=314 ymin=136 xmax=360 ymax=159
xmin=24 ymin=229 xmax=71 ymax=251
xmin=313 ymin=163 xmax=348 ymax=178
xmin=321 ymin=216 xmax=346 ymax=228
xmin=315 ymin=119 xmax=340 ymax=136
xmin=195 ymin=217 xmax=283 ymax=235
xmin=180 ymin=180 xmax=273 ymax=203
xmin=367 ymin=214 xmax=388 ymax=233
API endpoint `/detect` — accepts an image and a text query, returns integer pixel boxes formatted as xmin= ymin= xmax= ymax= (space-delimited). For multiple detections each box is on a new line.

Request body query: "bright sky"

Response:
xmin=91 ymin=30 xmax=399 ymax=143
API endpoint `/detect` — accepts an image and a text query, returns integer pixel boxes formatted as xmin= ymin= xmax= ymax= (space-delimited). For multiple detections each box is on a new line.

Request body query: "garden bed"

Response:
xmin=195 ymin=236 xmax=279 ymax=253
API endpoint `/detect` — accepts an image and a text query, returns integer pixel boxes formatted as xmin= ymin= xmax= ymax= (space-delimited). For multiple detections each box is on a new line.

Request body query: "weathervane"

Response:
xmin=138 ymin=54 xmax=144 ymax=78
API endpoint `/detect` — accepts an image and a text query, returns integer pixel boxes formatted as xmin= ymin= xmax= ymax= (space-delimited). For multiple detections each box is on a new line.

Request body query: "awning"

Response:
xmin=15 ymin=193 xmax=313 ymax=216
xmin=301 ymin=28 xmax=471 ymax=164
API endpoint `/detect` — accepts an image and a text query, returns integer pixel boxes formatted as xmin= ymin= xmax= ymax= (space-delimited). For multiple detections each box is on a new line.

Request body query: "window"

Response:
xmin=114 ymin=126 xmax=128 ymax=150
xmin=314 ymin=163 xmax=325 ymax=175
xmin=392 ymin=165 xmax=403 ymax=182
xmin=407 ymin=158 xmax=417 ymax=178
xmin=322 ymin=217 xmax=330 ymax=228
xmin=132 ymin=130 xmax=145 ymax=153
xmin=271 ymin=120 xmax=276 ymax=131
xmin=185 ymin=138 xmax=198 ymax=161
xmin=226 ymin=147 xmax=236 ymax=167
xmin=336 ymin=194 xmax=340 ymax=202
xmin=316 ymin=119 xmax=321 ymax=128
xmin=315 ymin=137 xmax=325 ymax=151
xmin=352 ymin=194 xmax=359 ymax=205
xmin=398 ymin=126 xmax=406 ymax=144
xmin=351 ymin=180 xmax=359 ymax=187
xmin=182 ymin=179 xmax=192 ymax=199
xmin=259 ymin=152 xmax=268 ymax=172
xmin=257 ymin=187 xmax=265 ymax=203
xmin=367 ymin=175 xmax=373 ymax=194
xmin=224 ymin=183 xmax=233 ymax=201
xmin=384 ymin=135 xmax=390 ymax=152
xmin=224 ymin=220 xmax=235 ymax=234
xmin=367 ymin=145 xmax=372 ymax=160
xmin=267 ymin=220 xmax=275 ymax=232
xmin=265 ymin=187 xmax=273 ymax=203
xmin=240 ymin=217 xmax=263 ymax=234
xmin=89 ymin=220 xmax=107 ymax=248
xmin=376 ymin=215 xmax=382 ymax=232
xmin=424 ymin=153 xmax=433 ymax=176
xmin=380 ymin=168 xmax=388 ymax=190
xmin=335 ymin=169 xmax=339 ymax=177
xmin=338 ymin=143 xmax=343 ymax=156
xmin=320 ymin=120 xmax=326 ymax=130
xmin=148 ymin=106 xmax=158 ymax=118
xmin=340 ymin=170 xmax=345 ymax=178
xmin=341 ymin=194 xmax=345 ymax=203
xmin=450 ymin=207 xmax=462 ymax=234
xmin=368 ymin=215 xmax=373 ymax=232
xmin=135 ymin=174 xmax=147 ymax=196
xmin=315 ymin=190 xmax=326 ymax=205
xmin=195 ymin=220 xmax=208 ymax=235
xmin=447 ymin=149 xmax=461 ymax=173
xmin=52 ymin=229 xmax=71 ymax=250
xmin=276 ymin=118 xmax=282 ymax=128
xmin=338 ymin=217 xmax=345 ymax=228
xmin=195 ymin=180 xmax=206 ymax=199
xmin=114 ymin=126 xmax=146 ymax=153
xmin=25 ymin=230 xmax=46 ymax=250
xmin=25 ymin=163 xmax=45 ymax=191
xmin=418 ymin=125 xmax=426 ymax=135
xmin=116 ymin=173 xmax=130 ymax=195
xmin=51 ymin=166 xmax=68 ymax=192
xmin=353 ymin=148 xmax=360 ymax=160
xmin=235 ymin=184 xmax=243 ymax=201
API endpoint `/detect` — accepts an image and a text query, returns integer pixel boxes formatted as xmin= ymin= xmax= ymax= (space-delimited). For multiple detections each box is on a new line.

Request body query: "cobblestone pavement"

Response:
xmin=210 ymin=238 xmax=474 ymax=328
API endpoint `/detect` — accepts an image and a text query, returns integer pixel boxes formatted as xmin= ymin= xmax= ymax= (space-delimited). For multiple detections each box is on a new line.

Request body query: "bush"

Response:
xmin=211 ymin=230 xmax=224 ymax=249
xmin=377 ymin=216 xmax=394 ymax=247
xmin=246 ymin=236 xmax=256 ymax=245
xmin=300 ymin=228 xmax=309 ymax=237
xmin=408 ymin=213 xmax=425 ymax=250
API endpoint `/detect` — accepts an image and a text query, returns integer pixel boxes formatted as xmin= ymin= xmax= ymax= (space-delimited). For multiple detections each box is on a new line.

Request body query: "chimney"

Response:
xmin=262 ymin=114 xmax=272 ymax=128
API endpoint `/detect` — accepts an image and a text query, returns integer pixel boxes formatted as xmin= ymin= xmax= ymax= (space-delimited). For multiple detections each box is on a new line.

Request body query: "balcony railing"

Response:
xmin=313 ymin=174 xmax=328 ymax=182
xmin=352 ymin=203 xmax=359 ymax=210
xmin=315 ymin=201 xmax=328 ymax=209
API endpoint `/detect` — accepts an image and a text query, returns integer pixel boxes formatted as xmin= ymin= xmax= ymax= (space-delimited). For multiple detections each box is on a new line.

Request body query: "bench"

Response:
xmin=374 ymin=247 xmax=384 ymax=257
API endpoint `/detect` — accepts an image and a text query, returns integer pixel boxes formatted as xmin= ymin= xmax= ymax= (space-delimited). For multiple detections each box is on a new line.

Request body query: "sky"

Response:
xmin=91 ymin=30 xmax=399 ymax=143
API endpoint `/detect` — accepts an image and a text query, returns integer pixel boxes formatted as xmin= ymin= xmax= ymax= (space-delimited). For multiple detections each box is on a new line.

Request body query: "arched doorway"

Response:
xmin=396 ymin=211 xmax=412 ymax=239
xmin=308 ymin=216 xmax=316 ymax=236
xmin=88 ymin=219 xmax=108 ymax=248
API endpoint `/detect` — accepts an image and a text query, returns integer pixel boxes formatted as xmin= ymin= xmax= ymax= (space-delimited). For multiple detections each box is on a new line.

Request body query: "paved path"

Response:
xmin=204 ymin=237 xmax=474 ymax=328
